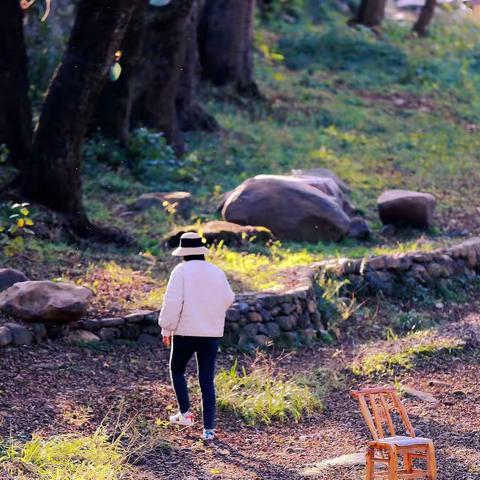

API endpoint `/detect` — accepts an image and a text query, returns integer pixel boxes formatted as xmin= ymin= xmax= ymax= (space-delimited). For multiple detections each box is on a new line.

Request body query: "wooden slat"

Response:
xmin=379 ymin=393 xmax=396 ymax=437
xmin=368 ymin=394 xmax=386 ymax=439
xmin=358 ymin=395 xmax=379 ymax=440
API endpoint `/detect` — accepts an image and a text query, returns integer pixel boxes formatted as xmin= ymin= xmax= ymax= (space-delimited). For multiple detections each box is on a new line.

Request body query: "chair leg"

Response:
xmin=365 ymin=447 xmax=375 ymax=480
xmin=388 ymin=448 xmax=399 ymax=480
xmin=426 ymin=442 xmax=437 ymax=480
xmin=403 ymin=452 xmax=413 ymax=473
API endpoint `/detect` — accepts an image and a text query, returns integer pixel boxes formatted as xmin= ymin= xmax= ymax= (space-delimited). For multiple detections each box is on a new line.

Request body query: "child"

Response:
xmin=159 ymin=232 xmax=235 ymax=440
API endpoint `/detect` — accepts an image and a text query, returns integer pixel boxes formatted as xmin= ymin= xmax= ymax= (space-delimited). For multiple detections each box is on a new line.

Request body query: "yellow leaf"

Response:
xmin=25 ymin=218 xmax=34 ymax=226
xmin=211 ymin=469 xmax=221 ymax=475
xmin=273 ymin=72 xmax=285 ymax=82
xmin=17 ymin=219 xmax=25 ymax=228
xmin=20 ymin=207 xmax=29 ymax=216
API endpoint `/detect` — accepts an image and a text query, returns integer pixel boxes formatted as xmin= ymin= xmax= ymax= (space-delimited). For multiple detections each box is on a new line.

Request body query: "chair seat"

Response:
xmin=376 ymin=436 xmax=431 ymax=447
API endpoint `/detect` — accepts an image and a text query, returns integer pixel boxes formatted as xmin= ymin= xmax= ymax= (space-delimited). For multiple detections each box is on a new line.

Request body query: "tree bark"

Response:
xmin=198 ymin=0 xmax=259 ymax=96
xmin=131 ymin=0 xmax=195 ymax=155
xmin=93 ymin=1 xmax=148 ymax=144
xmin=350 ymin=0 xmax=386 ymax=27
xmin=176 ymin=0 xmax=218 ymax=132
xmin=20 ymin=0 xmax=137 ymax=237
xmin=0 ymin=0 xmax=32 ymax=168
xmin=412 ymin=0 xmax=436 ymax=37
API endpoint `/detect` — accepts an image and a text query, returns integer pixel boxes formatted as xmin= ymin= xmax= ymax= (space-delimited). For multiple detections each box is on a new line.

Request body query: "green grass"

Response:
xmin=216 ymin=361 xmax=321 ymax=425
xmin=351 ymin=330 xmax=465 ymax=376
xmin=0 ymin=428 xmax=130 ymax=480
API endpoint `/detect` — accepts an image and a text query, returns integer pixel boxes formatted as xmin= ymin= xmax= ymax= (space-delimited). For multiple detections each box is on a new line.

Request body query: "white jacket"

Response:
xmin=159 ymin=260 xmax=235 ymax=337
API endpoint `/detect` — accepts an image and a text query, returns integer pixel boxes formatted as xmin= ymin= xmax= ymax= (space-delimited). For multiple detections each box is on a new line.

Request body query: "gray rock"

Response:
xmin=31 ymin=323 xmax=47 ymax=342
xmin=5 ymin=323 xmax=33 ymax=346
xmin=124 ymin=310 xmax=152 ymax=324
xmin=0 ymin=326 xmax=13 ymax=347
xmin=276 ymin=315 xmax=296 ymax=331
xmin=259 ymin=308 xmax=273 ymax=322
xmin=238 ymin=316 xmax=247 ymax=326
xmin=233 ymin=302 xmax=250 ymax=314
xmin=0 ymin=268 xmax=29 ymax=292
xmin=247 ymin=311 xmax=262 ymax=323
xmin=98 ymin=327 xmax=121 ymax=341
xmin=222 ymin=175 xmax=351 ymax=242
xmin=67 ymin=329 xmax=100 ymax=344
xmin=299 ymin=328 xmax=317 ymax=344
xmin=128 ymin=191 xmax=192 ymax=219
xmin=120 ymin=324 xmax=142 ymax=339
xmin=307 ymin=300 xmax=317 ymax=314
xmin=280 ymin=331 xmax=299 ymax=346
xmin=143 ymin=324 xmax=161 ymax=335
xmin=0 ymin=281 xmax=92 ymax=322
xmin=137 ymin=333 xmax=159 ymax=346
xmin=347 ymin=217 xmax=371 ymax=240
xmin=380 ymin=224 xmax=396 ymax=237
xmin=226 ymin=308 xmax=241 ymax=323
xmin=298 ymin=312 xmax=311 ymax=328
xmin=365 ymin=270 xmax=394 ymax=295
xmin=242 ymin=323 xmax=259 ymax=339
xmin=265 ymin=322 xmax=281 ymax=339
xmin=98 ymin=317 xmax=125 ymax=328
xmin=254 ymin=334 xmax=271 ymax=347
xmin=165 ymin=221 xmax=273 ymax=248
xmin=378 ymin=189 xmax=436 ymax=229
xmin=290 ymin=167 xmax=351 ymax=194
xmin=281 ymin=303 xmax=296 ymax=315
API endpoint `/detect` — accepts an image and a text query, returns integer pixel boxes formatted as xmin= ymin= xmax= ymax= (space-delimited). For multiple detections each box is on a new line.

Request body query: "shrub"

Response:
xmin=216 ymin=360 xmax=321 ymax=425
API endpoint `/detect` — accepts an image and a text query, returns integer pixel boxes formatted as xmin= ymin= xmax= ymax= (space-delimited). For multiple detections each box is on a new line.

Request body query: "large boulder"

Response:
xmin=0 ymin=281 xmax=93 ymax=322
xmin=378 ymin=190 xmax=436 ymax=229
xmin=126 ymin=192 xmax=192 ymax=219
xmin=0 ymin=268 xmax=29 ymax=292
xmin=221 ymin=176 xmax=351 ymax=242
xmin=165 ymin=221 xmax=274 ymax=248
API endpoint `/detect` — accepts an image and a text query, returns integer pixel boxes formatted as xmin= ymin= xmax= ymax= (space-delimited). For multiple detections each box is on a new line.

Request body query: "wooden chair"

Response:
xmin=351 ymin=386 xmax=437 ymax=480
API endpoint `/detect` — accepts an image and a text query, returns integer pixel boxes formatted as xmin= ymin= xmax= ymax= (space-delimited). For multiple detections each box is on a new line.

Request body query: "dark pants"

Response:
xmin=170 ymin=336 xmax=219 ymax=430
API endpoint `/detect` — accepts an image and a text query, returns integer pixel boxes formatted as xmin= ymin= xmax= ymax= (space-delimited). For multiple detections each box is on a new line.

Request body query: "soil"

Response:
xmin=0 ymin=306 xmax=479 ymax=480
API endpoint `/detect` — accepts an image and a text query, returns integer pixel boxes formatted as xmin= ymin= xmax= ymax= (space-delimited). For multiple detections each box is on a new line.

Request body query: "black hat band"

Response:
xmin=180 ymin=237 xmax=203 ymax=248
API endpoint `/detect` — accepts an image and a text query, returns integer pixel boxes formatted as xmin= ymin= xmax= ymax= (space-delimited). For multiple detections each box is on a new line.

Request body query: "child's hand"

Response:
xmin=162 ymin=336 xmax=171 ymax=348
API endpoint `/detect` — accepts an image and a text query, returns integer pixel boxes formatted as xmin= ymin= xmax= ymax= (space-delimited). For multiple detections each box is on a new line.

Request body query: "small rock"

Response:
xmin=254 ymin=334 xmax=271 ymax=347
xmin=242 ymin=323 xmax=259 ymax=339
xmin=276 ymin=315 xmax=296 ymax=331
xmin=67 ymin=330 xmax=100 ymax=344
xmin=5 ymin=323 xmax=33 ymax=346
xmin=0 ymin=326 xmax=13 ymax=347
xmin=246 ymin=311 xmax=262 ymax=323
xmin=31 ymin=323 xmax=47 ymax=342
xmin=98 ymin=327 xmax=121 ymax=341
xmin=137 ymin=333 xmax=159 ymax=346
xmin=98 ymin=317 xmax=125 ymax=328
xmin=348 ymin=217 xmax=371 ymax=240
xmin=380 ymin=224 xmax=396 ymax=238
xmin=233 ymin=302 xmax=250 ymax=314
xmin=403 ymin=387 xmax=438 ymax=404
xmin=435 ymin=302 xmax=444 ymax=310
xmin=124 ymin=310 xmax=152 ymax=324
xmin=128 ymin=192 xmax=192 ymax=219
xmin=264 ymin=322 xmax=281 ymax=339
xmin=280 ymin=331 xmax=299 ymax=346
xmin=0 ymin=268 xmax=29 ymax=292
xmin=225 ymin=308 xmax=240 ymax=323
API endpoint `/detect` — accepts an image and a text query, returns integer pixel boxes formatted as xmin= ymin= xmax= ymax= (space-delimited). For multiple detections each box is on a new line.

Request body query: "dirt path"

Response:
xmin=0 ymin=318 xmax=479 ymax=480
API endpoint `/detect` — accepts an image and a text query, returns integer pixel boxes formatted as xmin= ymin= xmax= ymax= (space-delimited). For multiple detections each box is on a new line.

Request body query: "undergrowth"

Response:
xmin=216 ymin=359 xmax=321 ymax=425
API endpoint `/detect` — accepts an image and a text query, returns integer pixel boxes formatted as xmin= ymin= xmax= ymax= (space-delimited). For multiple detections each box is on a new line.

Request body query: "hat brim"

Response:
xmin=172 ymin=246 xmax=210 ymax=257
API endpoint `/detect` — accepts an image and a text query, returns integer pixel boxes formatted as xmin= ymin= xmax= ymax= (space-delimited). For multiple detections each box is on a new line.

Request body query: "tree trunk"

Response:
xmin=131 ymin=0 xmax=195 ymax=155
xmin=21 ymin=0 xmax=137 ymax=237
xmin=93 ymin=1 xmax=148 ymax=144
xmin=198 ymin=0 xmax=259 ymax=96
xmin=350 ymin=0 xmax=386 ymax=27
xmin=412 ymin=0 xmax=436 ymax=37
xmin=176 ymin=0 xmax=218 ymax=132
xmin=0 ymin=0 xmax=32 ymax=168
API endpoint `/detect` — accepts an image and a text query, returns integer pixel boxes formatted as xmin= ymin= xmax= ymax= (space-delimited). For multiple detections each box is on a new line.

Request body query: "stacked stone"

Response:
xmin=318 ymin=237 xmax=480 ymax=297
xmin=224 ymin=285 xmax=323 ymax=353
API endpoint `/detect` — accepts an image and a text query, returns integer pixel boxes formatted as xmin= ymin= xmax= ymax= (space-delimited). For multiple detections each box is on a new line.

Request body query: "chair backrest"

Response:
xmin=351 ymin=386 xmax=416 ymax=441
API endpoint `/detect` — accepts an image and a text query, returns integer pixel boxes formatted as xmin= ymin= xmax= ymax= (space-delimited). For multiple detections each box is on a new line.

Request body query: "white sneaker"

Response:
xmin=169 ymin=411 xmax=195 ymax=426
xmin=202 ymin=429 xmax=215 ymax=441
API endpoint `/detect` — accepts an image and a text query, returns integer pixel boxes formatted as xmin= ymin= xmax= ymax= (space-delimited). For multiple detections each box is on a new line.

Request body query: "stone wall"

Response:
xmin=2 ymin=237 xmax=480 ymax=350
xmin=316 ymin=237 xmax=480 ymax=298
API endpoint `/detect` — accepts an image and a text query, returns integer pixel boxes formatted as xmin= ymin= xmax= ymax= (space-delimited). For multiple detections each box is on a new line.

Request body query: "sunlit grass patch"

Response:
xmin=351 ymin=330 xmax=465 ymax=376
xmin=216 ymin=360 xmax=321 ymax=425
xmin=0 ymin=428 xmax=130 ymax=480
